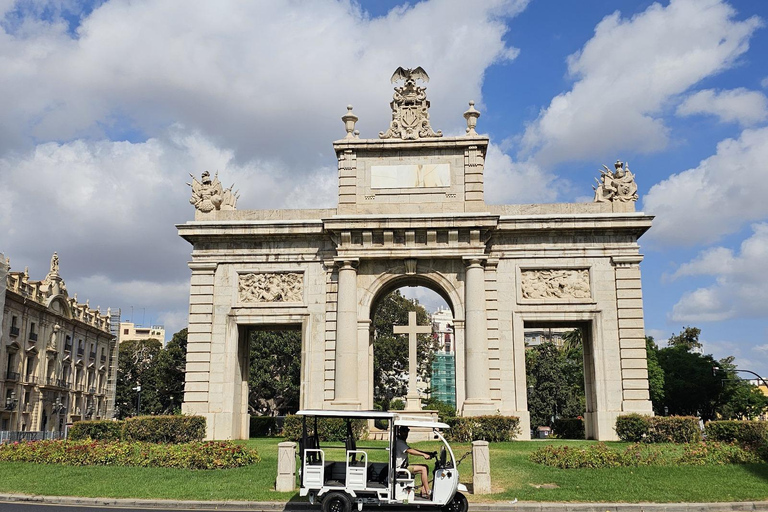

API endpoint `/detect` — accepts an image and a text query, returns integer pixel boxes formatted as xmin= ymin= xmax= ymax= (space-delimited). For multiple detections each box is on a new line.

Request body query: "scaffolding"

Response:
xmin=430 ymin=352 xmax=456 ymax=408
xmin=105 ymin=308 xmax=121 ymax=419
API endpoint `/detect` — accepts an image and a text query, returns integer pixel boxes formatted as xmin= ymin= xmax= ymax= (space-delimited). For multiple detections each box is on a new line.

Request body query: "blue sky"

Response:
xmin=1 ymin=0 xmax=767 ymax=377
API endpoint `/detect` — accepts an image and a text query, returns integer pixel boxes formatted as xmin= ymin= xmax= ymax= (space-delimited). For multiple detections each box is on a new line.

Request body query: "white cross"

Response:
xmin=393 ymin=311 xmax=432 ymax=409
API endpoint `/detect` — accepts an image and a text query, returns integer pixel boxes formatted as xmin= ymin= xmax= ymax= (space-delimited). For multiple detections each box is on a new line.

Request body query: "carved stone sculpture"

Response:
xmin=238 ymin=273 xmax=303 ymax=303
xmin=593 ymin=161 xmax=638 ymax=203
xmin=188 ymin=171 xmax=239 ymax=213
xmin=48 ymin=324 xmax=61 ymax=351
xmin=380 ymin=67 xmax=442 ymax=140
xmin=521 ymin=269 xmax=591 ymax=300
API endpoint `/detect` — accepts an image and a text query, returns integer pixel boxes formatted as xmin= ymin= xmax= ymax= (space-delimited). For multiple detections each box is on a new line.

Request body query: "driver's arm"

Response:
xmin=406 ymin=447 xmax=432 ymax=460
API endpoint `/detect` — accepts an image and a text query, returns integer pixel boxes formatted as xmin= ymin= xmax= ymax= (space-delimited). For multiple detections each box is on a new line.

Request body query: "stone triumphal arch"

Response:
xmin=178 ymin=69 xmax=653 ymax=440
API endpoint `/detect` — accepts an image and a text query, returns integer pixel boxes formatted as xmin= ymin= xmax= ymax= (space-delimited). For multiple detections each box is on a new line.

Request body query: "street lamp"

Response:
xmin=4 ymin=391 xmax=18 ymax=411
xmin=712 ymin=365 xmax=768 ymax=389
xmin=133 ymin=385 xmax=142 ymax=416
xmin=51 ymin=397 xmax=66 ymax=434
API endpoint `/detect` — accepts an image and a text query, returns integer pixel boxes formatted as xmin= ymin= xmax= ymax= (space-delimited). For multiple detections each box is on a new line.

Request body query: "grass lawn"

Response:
xmin=0 ymin=438 xmax=767 ymax=503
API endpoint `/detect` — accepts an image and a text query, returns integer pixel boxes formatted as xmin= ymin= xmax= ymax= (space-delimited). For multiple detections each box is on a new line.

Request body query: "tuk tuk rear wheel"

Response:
xmin=322 ymin=491 xmax=352 ymax=512
xmin=442 ymin=491 xmax=468 ymax=512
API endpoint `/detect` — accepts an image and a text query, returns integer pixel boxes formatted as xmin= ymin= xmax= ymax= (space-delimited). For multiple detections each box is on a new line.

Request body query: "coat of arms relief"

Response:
xmin=379 ymin=67 xmax=442 ymax=141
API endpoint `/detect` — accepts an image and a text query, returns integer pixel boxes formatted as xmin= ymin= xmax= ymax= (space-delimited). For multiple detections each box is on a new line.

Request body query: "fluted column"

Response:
xmin=463 ymin=257 xmax=493 ymax=414
xmin=333 ymin=259 xmax=360 ymax=407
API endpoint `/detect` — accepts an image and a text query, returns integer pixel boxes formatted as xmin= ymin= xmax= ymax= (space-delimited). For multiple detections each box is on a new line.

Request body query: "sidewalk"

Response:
xmin=2 ymin=494 xmax=768 ymax=512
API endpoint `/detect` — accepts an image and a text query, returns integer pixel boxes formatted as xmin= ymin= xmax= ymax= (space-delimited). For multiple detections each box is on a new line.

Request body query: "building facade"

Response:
xmin=118 ymin=322 xmax=165 ymax=345
xmin=1 ymin=253 xmax=117 ymax=432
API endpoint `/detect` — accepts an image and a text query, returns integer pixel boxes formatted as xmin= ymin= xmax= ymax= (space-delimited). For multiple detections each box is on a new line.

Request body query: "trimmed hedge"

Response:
xmin=69 ymin=420 xmax=122 ymax=441
xmin=530 ymin=441 xmax=759 ymax=469
xmin=122 ymin=415 xmax=206 ymax=444
xmin=615 ymin=414 xmax=700 ymax=443
xmin=446 ymin=415 xmax=520 ymax=442
xmin=250 ymin=416 xmax=278 ymax=437
xmin=283 ymin=415 xmax=367 ymax=441
xmin=705 ymin=420 xmax=768 ymax=446
xmin=0 ymin=440 xmax=259 ymax=469
xmin=552 ymin=418 xmax=585 ymax=439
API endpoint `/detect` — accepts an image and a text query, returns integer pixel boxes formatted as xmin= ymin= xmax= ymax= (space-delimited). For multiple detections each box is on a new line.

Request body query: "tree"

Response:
xmin=526 ymin=335 xmax=585 ymax=428
xmin=645 ymin=336 xmax=665 ymax=412
xmin=115 ymin=338 xmax=162 ymax=419
xmin=668 ymin=326 xmax=702 ymax=351
xmin=154 ymin=328 xmax=187 ymax=414
xmin=372 ymin=290 xmax=439 ymax=409
xmin=655 ymin=327 xmax=767 ymax=421
xmin=248 ymin=329 xmax=301 ymax=416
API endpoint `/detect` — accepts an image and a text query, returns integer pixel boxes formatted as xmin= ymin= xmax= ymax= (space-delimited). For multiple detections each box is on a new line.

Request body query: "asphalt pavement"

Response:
xmin=3 ymin=494 xmax=768 ymax=512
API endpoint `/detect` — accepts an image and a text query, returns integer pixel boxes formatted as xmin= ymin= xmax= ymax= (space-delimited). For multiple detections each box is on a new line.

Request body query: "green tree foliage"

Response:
xmin=372 ymin=290 xmax=439 ymax=409
xmin=667 ymin=326 xmax=702 ymax=351
xmin=654 ymin=328 xmax=768 ymax=420
xmin=248 ymin=329 xmax=301 ymax=416
xmin=115 ymin=338 xmax=162 ymax=419
xmin=645 ymin=336 xmax=665 ymax=412
xmin=153 ymin=328 xmax=187 ymax=414
xmin=526 ymin=333 xmax=585 ymax=428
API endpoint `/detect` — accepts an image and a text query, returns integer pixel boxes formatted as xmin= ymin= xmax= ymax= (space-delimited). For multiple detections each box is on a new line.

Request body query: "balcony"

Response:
xmin=22 ymin=403 xmax=32 ymax=413
xmin=46 ymin=377 xmax=69 ymax=389
xmin=76 ymin=348 xmax=85 ymax=357
xmin=28 ymin=332 xmax=38 ymax=342
xmin=23 ymin=375 xmax=37 ymax=384
xmin=63 ymin=343 xmax=72 ymax=353
xmin=89 ymin=351 xmax=97 ymax=360
xmin=4 ymin=371 xmax=20 ymax=381
xmin=100 ymin=355 xmax=107 ymax=364
xmin=9 ymin=326 xmax=20 ymax=337
xmin=88 ymin=387 xmax=96 ymax=394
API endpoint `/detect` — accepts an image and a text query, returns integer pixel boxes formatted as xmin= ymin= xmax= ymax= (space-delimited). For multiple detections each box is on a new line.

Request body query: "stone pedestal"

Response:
xmin=275 ymin=441 xmax=297 ymax=492
xmin=471 ymin=440 xmax=491 ymax=494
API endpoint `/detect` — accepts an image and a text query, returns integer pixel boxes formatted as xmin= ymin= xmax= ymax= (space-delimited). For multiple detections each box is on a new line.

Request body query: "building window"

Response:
xmin=123 ymin=329 xmax=129 ymax=335
xmin=10 ymin=316 xmax=19 ymax=337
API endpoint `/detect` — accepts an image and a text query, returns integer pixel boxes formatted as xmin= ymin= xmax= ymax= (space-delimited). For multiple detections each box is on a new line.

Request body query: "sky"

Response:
xmin=1 ymin=0 xmax=767 ymax=378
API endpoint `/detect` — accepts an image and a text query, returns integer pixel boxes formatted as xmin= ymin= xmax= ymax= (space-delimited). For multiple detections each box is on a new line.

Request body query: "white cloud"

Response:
xmin=0 ymin=0 xmax=525 ymax=163
xmin=677 ymin=88 xmax=768 ymax=126
xmin=670 ymin=223 xmax=768 ymax=322
xmin=518 ymin=0 xmax=762 ymax=166
xmin=484 ymin=145 xmax=559 ymax=204
xmin=761 ymin=77 xmax=768 ymax=88
xmin=643 ymin=126 xmax=768 ymax=245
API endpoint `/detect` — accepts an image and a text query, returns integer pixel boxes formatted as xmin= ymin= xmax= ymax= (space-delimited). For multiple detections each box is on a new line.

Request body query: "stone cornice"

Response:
xmin=332 ymin=135 xmax=489 ymax=154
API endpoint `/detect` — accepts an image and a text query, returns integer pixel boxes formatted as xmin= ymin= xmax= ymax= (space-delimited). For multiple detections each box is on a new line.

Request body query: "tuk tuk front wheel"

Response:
xmin=442 ymin=491 xmax=468 ymax=512
xmin=322 ymin=491 xmax=352 ymax=512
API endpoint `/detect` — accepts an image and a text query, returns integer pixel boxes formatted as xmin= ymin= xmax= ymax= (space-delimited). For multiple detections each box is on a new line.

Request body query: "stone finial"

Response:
xmin=463 ymin=101 xmax=480 ymax=135
xmin=379 ymin=66 xmax=442 ymax=140
xmin=593 ymin=160 xmax=638 ymax=203
xmin=188 ymin=171 xmax=238 ymax=213
xmin=342 ymin=105 xmax=358 ymax=139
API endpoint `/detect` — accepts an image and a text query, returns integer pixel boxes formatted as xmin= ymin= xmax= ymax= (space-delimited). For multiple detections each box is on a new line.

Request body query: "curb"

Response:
xmin=2 ymin=495 xmax=768 ymax=512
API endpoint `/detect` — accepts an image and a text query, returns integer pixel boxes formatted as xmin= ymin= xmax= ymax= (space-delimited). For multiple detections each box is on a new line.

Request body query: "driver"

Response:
xmin=394 ymin=426 xmax=432 ymax=498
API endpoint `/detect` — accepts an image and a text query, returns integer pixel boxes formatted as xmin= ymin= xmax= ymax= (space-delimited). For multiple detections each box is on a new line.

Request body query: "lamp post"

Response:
xmin=51 ymin=397 xmax=66 ymax=435
xmin=133 ymin=385 xmax=142 ymax=416
xmin=4 ymin=391 xmax=18 ymax=411
xmin=712 ymin=365 xmax=768 ymax=389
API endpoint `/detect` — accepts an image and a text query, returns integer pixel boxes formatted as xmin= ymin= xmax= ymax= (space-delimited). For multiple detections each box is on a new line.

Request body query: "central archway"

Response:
xmin=359 ymin=263 xmax=465 ymax=412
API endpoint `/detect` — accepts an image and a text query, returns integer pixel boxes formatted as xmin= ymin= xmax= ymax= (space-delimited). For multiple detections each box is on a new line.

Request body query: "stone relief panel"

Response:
xmin=520 ymin=269 xmax=591 ymax=300
xmin=238 ymin=272 xmax=303 ymax=303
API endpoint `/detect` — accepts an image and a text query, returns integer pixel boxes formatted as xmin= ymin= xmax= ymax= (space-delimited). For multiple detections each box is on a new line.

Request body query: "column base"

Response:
xmin=461 ymin=399 xmax=497 ymax=416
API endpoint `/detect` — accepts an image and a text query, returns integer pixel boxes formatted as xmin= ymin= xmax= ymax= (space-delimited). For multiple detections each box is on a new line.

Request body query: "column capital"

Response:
xmin=334 ymin=258 xmax=360 ymax=270
xmin=188 ymin=262 xmax=218 ymax=272
xmin=611 ymin=255 xmax=644 ymax=267
xmin=462 ymin=256 xmax=487 ymax=268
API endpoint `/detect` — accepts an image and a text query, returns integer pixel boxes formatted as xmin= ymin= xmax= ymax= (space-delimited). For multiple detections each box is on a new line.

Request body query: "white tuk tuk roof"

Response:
xmin=295 ymin=409 xmax=449 ymax=429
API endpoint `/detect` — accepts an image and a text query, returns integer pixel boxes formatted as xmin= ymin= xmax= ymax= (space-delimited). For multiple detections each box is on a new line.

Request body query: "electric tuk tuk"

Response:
xmin=297 ymin=410 xmax=468 ymax=512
